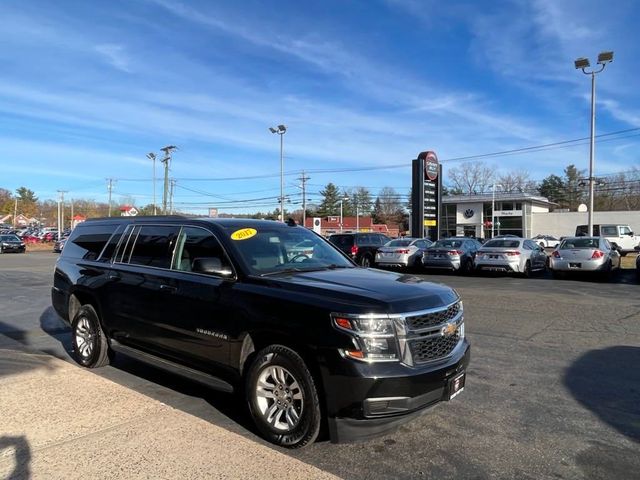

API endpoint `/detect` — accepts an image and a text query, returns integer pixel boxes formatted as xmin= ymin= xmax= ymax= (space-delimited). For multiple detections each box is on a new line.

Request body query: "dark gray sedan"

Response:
xmin=422 ymin=238 xmax=482 ymax=274
xmin=0 ymin=234 xmax=26 ymax=253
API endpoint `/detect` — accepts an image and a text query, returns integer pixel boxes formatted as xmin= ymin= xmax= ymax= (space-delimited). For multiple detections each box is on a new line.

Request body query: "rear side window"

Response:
xmin=128 ymin=225 xmax=180 ymax=269
xmin=330 ymin=235 xmax=354 ymax=248
xmin=62 ymin=224 xmax=117 ymax=261
xmin=601 ymin=226 xmax=618 ymax=236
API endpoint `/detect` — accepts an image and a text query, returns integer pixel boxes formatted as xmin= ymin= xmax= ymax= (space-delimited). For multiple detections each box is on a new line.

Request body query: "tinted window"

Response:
xmin=172 ymin=226 xmax=232 ymax=275
xmin=62 ymin=224 xmax=117 ymax=261
xmin=433 ymin=240 xmax=463 ymax=248
xmin=329 ymin=235 xmax=354 ymax=248
xmin=129 ymin=225 xmax=180 ymax=269
xmin=560 ymin=238 xmax=599 ymax=249
xmin=601 ymin=226 xmax=618 ymax=236
xmin=0 ymin=235 xmax=20 ymax=242
xmin=98 ymin=224 xmax=125 ymax=262
xmin=387 ymin=239 xmax=412 ymax=247
xmin=483 ymin=240 xmax=521 ymax=248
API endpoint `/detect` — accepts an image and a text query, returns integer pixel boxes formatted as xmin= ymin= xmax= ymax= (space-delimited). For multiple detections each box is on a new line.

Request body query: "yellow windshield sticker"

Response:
xmin=231 ymin=228 xmax=257 ymax=241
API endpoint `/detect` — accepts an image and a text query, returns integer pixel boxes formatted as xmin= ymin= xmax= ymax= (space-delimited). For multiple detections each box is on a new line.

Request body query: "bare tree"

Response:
xmin=447 ymin=161 xmax=495 ymax=194
xmin=497 ymin=170 xmax=536 ymax=193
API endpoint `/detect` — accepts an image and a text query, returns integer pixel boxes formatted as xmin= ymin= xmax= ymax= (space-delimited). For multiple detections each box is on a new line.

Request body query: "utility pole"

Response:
xmin=106 ymin=179 xmax=115 ymax=217
xmin=147 ymin=152 xmax=157 ymax=215
xmin=299 ymin=171 xmax=310 ymax=227
xmin=13 ymin=198 xmax=18 ymax=228
xmin=70 ymin=198 xmax=74 ymax=229
xmin=169 ymin=179 xmax=176 ymax=215
xmin=160 ymin=146 xmax=177 ymax=214
xmin=57 ymin=190 xmax=67 ymax=236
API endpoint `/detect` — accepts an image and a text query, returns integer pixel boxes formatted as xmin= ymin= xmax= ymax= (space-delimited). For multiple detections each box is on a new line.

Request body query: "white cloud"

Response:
xmin=94 ymin=44 xmax=132 ymax=72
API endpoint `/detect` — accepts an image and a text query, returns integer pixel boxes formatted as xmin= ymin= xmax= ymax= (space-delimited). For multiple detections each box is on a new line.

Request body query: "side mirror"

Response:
xmin=628 ymin=231 xmax=634 ymax=236
xmin=192 ymin=257 xmax=233 ymax=277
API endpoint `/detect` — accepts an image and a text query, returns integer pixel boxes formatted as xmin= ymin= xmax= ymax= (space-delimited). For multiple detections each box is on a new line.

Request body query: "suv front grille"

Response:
xmin=409 ymin=330 xmax=461 ymax=364
xmin=405 ymin=302 xmax=461 ymax=331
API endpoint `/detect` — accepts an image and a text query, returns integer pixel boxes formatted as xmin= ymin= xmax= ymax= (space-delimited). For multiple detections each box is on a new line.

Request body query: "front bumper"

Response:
xmin=320 ymin=340 xmax=470 ymax=442
xmin=1 ymin=244 xmax=25 ymax=252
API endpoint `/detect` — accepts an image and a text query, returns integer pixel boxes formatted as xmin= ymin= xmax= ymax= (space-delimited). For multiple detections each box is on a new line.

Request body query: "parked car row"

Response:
xmin=338 ymin=232 xmax=628 ymax=282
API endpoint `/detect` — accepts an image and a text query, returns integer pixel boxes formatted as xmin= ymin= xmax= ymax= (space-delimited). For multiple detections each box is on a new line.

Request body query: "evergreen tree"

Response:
xmin=317 ymin=183 xmax=341 ymax=216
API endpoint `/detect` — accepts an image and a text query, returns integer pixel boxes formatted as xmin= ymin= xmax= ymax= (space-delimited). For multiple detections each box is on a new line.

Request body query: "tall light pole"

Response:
xmin=269 ymin=125 xmax=287 ymax=221
xmin=338 ymin=196 xmax=349 ymax=233
xmin=574 ymin=51 xmax=614 ymax=237
xmin=160 ymin=146 xmax=177 ymax=215
xmin=491 ymin=184 xmax=502 ymax=239
xmin=147 ymin=152 xmax=157 ymax=215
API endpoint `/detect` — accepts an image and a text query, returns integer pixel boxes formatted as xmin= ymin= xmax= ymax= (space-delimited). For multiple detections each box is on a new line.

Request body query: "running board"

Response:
xmin=110 ymin=340 xmax=234 ymax=393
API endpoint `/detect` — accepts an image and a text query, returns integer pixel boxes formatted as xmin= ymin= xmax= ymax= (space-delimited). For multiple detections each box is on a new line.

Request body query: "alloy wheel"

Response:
xmin=255 ymin=365 xmax=304 ymax=431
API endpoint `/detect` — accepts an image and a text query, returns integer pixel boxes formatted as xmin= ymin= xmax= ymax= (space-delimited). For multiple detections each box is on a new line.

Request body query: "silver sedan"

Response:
xmin=474 ymin=238 xmax=547 ymax=277
xmin=374 ymin=237 xmax=432 ymax=269
xmin=549 ymin=236 xmax=621 ymax=279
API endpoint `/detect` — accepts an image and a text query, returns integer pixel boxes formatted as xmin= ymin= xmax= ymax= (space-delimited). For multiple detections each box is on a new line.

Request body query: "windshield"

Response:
xmin=225 ymin=225 xmax=354 ymax=275
xmin=483 ymin=240 xmax=521 ymax=248
xmin=386 ymin=239 xmax=412 ymax=247
xmin=0 ymin=235 xmax=20 ymax=242
xmin=432 ymin=240 xmax=463 ymax=248
xmin=560 ymin=238 xmax=599 ymax=249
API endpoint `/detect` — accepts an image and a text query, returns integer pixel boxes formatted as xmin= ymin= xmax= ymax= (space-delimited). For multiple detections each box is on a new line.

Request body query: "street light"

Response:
xmin=338 ymin=196 xmax=349 ymax=233
xmin=574 ymin=50 xmax=614 ymax=236
xmin=491 ymin=183 xmax=502 ymax=238
xmin=146 ymin=152 xmax=157 ymax=215
xmin=269 ymin=124 xmax=287 ymax=221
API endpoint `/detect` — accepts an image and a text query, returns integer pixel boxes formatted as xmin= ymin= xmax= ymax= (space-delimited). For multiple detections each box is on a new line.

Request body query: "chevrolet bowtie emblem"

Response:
xmin=440 ymin=322 xmax=457 ymax=337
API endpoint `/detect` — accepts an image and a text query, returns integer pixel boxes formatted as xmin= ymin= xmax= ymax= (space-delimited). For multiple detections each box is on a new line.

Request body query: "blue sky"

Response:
xmin=1 ymin=0 xmax=639 ymax=214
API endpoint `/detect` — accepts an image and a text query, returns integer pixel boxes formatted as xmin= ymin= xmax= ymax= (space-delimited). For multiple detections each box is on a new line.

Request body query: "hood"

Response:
xmin=252 ymin=267 xmax=458 ymax=314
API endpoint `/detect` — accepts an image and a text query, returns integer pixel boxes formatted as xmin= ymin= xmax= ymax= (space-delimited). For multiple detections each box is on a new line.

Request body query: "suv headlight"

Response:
xmin=332 ymin=314 xmax=399 ymax=362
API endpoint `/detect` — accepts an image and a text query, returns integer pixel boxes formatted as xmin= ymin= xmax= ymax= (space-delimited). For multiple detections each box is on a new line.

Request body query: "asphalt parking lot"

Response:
xmin=1 ymin=252 xmax=639 ymax=480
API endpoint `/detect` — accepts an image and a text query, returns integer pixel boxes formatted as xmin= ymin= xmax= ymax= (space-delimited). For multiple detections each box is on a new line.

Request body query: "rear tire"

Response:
xmin=246 ymin=345 xmax=321 ymax=449
xmin=523 ymin=260 xmax=532 ymax=278
xmin=71 ymin=305 xmax=111 ymax=368
xmin=361 ymin=256 xmax=372 ymax=268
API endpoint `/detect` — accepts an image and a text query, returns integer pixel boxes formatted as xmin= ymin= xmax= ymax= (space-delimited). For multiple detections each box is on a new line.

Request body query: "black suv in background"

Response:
xmin=328 ymin=232 xmax=391 ymax=267
xmin=52 ymin=217 xmax=469 ymax=448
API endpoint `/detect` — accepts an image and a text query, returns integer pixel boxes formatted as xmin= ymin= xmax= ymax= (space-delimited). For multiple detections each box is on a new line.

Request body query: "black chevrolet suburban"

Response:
xmin=52 ymin=217 xmax=469 ymax=448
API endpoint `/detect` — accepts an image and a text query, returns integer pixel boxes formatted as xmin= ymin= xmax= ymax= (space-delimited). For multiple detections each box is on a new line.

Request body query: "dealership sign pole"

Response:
xmin=411 ymin=151 xmax=442 ymax=241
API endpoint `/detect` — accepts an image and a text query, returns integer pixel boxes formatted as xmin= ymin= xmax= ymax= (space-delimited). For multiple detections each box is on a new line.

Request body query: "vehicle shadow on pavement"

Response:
xmin=38 ymin=308 xmax=262 ymax=443
xmin=0 ymin=435 xmax=31 ymax=479
xmin=564 ymin=346 xmax=640 ymax=442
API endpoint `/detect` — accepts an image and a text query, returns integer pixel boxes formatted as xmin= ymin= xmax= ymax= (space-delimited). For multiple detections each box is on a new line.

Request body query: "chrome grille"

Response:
xmin=410 ymin=330 xmax=461 ymax=364
xmin=405 ymin=302 xmax=461 ymax=331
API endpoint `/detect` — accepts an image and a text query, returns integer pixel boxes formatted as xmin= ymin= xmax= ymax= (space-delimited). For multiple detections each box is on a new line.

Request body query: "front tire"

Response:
xmin=71 ymin=305 xmax=111 ymax=368
xmin=246 ymin=345 xmax=321 ymax=449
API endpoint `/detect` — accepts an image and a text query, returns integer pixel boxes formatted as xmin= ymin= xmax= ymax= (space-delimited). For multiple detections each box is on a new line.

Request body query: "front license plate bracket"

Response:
xmin=447 ymin=372 xmax=466 ymax=400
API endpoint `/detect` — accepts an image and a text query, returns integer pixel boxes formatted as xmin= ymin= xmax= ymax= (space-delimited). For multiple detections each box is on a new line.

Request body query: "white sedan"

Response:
xmin=531 ymin=234 xmax=560 ymax=248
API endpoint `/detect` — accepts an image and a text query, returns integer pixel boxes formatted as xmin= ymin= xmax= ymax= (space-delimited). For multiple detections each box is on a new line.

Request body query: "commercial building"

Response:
xmin=441 ymin=193 xmax=640 ymax=239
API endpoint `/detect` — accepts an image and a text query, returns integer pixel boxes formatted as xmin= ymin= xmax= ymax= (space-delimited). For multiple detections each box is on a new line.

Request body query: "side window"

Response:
xmin=601 ymin=226 xmax=617 ymax=236
xmin=98 ymin=224 xmax=125 ymax=262
xmin=620 ymin=226 xmax=631 ymax=235
xmin=603 ymin=239 xmax=611 ymax=249
xmin=172 ymin=226 xmax=233 ymax=276
xmin=128 ymin=225 xmax=180 ymax=269
xmin=62 ymin=224 xmax=118 ymax=261
xmin=523 ymin=241 xmax=532 ymax=250
xmin=415 ymin=240 xmax=427 ymax=249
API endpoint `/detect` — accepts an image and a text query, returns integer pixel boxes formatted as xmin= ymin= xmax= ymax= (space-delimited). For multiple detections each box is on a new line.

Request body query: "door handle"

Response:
xmin=108 ymin=273 xmax=120 ymax=281
xmin=160 ymin=284 xmax=177 ymax=293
